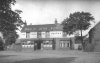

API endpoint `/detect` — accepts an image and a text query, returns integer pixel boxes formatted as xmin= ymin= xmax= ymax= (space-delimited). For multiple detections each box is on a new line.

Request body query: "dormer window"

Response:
xmin=51 ymin=27 xmax=53 ymax=30
xmin=43 ymin=28 xmax=47 ymax=30
xmin=25 ymin=28 xmax=31 ymax=31
xmin=39 ymin=28 xmax=42 ymax=30
xmin=32 ymin=28 xmax=36 ymax=30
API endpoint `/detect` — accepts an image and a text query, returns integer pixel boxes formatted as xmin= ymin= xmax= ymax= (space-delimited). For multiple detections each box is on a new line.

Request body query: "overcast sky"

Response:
xmin=12 ymin=0 xmax=100 ymax=25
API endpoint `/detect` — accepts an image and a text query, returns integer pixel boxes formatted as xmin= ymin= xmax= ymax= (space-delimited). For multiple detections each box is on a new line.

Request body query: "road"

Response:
xmin=0 ymin=50 xmax=100 ymax=63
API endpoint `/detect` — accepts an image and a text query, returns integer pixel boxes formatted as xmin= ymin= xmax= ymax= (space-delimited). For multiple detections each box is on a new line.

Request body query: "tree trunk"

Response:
xmin=80 ymin=29 xmax=85 ymax=50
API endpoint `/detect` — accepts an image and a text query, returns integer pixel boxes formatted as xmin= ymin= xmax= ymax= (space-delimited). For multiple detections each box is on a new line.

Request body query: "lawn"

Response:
xmin=0 ymin=55 xmax=15 ymax=58
xmin=15 ymin=57 xmax=76 ymax=63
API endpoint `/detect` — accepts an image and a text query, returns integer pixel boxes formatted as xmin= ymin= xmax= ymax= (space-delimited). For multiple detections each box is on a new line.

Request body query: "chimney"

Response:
xmin=30 ymin=23 xmax=32 ymax=25
xmin=24 ymin=20 xmax=27 ymax=26
xmin=55 ymin=18 xmax=58 ymax=25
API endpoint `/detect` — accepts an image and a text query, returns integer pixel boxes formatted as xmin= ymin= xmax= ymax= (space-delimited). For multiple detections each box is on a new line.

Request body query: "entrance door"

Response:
xmin=34 ymin=40 xmax=43 ymax=50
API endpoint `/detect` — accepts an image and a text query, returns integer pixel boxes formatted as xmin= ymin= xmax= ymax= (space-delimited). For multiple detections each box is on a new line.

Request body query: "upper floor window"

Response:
xmin=63 ymin=32 xmax=67 ymax=37
xmin=26 ymin=32 xmax=30 ymax=38
xmin=46 ymin=32 xmax=50 ymax=38
xmin=32 ymin=28 xmax=36 ymax=30
xmin=37 ymin=32 xmax=42 ymax=38
xmin=43 ymin=28 xmax=47 ymax=30
xmin=39 ymin=28 xmax=42 ymax=31
xmin=51 ymin=27 xmax=53 ymax=30
xmin=25 ymin=28 xmax=31 ymax=31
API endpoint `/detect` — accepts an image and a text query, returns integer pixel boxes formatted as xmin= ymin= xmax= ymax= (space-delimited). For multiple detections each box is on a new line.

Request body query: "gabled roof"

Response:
xmin=88 ymin=21 xmax=100 ymax=40
xmin=21 ymin=24 xmax=63 ymax=32
xmin=93 ymin=21 xmax=100 ymax=29
xmin=88 ymin=21 xmax=100 ymax=33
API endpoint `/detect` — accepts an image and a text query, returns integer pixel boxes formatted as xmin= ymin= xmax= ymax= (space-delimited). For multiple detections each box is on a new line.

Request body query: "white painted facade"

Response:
xmin=41 ymin=32 xmax=46 ymax=38
xmin=30 ymin=32 xmax=37 ymax=38
xmin=20 ymin=31 xmax=68 ymax=38
xmin=50 ymin=31 xmax=63 ymax=38
xmin=20 ymin=32 xmax=26 ymax=38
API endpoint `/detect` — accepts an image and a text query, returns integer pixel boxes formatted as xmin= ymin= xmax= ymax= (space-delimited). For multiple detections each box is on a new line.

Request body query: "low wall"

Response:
xmin=7 ymin=44 xmax=22 ymax=51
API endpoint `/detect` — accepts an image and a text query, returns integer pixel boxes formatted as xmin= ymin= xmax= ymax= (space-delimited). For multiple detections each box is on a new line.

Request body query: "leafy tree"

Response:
xmin=5 ymin=31 xmax=19 ymax=45
xmin=0 ymin=0 xmax=24 ymax=46
xmin=62 ymin=11 xmax=94 ymax=50
xmin=0 ymin=37 xmax=4 ymax=50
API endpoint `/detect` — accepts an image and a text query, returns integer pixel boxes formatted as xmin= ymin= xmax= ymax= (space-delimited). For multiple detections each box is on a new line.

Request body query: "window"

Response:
xmin=51 ymin=27 xmax=53 ymax=30
xmin=60 ymin=41 xmax=69 ymax=48
xmin=22 ymin=41 xmax=34 ymax=48
xmin=60 ymin=41 xmax=63 ymax=47
xmin=22 ymin=34 xmax=25 ymax=35
xmin=37 ymin=32 xmax=41 ymax=38
xmin=25 ymin=28 xmax=31 ymax=31
xmin=46 ymin=32 xmax=50 ymax=38
xmin=43 ymin=41 xmax=52 ymax=47
xmin=67 ymin=43 xmax=70 ymax=47
xmin=63 ymin=32 xmax=67 ymax=37
xmin=43 ymin=28 xmax=47 ymax=30
xmin=39 ymin=28 xmax=42 ymax=30
xmin=26 ymin=32 xmax=30 ymax=38
xmin=32 ymin=28 xmax=36 ymax=30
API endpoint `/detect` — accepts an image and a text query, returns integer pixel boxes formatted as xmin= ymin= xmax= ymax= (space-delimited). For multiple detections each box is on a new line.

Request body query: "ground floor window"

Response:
xmin=43 ymin=40 xmax=52 ymax=47
xmin=60 ymin=40 xmax=70 ymax=48
xmin=22 ymin=41 xmax=34 ymax=48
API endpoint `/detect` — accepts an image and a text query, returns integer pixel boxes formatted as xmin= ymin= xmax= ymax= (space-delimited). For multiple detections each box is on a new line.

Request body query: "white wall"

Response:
xmin=30 ymin=32 xmax=37 ymax=38
xmin=20 ymin=31 xmax=68 ymax=39
xmin=20 ymin=32 xmax=26 ymax=38
xmin=50 ymin=31 xmax=63 ymax=38
xmin=41 ymin=32 xmax=46 ymax=38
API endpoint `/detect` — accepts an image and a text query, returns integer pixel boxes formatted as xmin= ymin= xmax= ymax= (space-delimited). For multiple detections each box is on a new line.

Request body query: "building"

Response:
xmin=87 ymin=21 xmax=100 ymax=52
xmin=18 ymin=20 xmax=75 ymax=51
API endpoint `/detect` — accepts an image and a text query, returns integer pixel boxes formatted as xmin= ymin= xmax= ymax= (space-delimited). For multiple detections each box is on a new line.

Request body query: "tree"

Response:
xmin=0 ymin=37 xmax=4 ymax=50
xmin=0 ymin=0 xmax=24 ymax=46
xmin=62 ymin=11 xmax=94 ymax=50
xmin=5 ymin=31 xmax=19 ymax=45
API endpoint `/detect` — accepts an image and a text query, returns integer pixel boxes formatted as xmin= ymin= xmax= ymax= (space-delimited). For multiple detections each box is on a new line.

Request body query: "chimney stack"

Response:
xmin=30 ymin=23 xmax=32 ymax=25
xmin=24 ymin=20 xmax=27 ymax=26
xmin=55 ymin=18 xmax=58 ymax=25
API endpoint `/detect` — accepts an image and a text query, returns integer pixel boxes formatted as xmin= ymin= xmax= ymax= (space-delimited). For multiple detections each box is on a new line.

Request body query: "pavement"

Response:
xmin=0 ymin=50 xmax=100 ymax=63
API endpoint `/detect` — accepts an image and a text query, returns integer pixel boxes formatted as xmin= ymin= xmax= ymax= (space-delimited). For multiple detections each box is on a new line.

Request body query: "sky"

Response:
xmin=12 ymin=0 xmax=100 ymax=25
xmin=12 ymin=0 xmax=100 ymax=36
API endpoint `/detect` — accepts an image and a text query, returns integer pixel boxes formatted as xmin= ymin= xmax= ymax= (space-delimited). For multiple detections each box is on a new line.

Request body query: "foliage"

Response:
xmin=75 ymin=36 xmax=82 ymax=42
xmin=0 ymin=37 xmax=4 ymax=50
xmin=62 ymin=11 xmax=94 ymax=50
xmin=75 ymin=36 xmax=86 ymax=44
xmin=62 ymin=11 xmax=94 ymax=34
xmin=5 ymin=31 xmax=18 ymax=45
xmin=0 ymin=0 xmax=24 ymax=45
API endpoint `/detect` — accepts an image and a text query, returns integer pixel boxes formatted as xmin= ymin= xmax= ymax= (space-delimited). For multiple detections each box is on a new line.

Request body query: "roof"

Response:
xmin=88 ymin=21 xmax=100 ymax=40
xmin=94 ymin=21 xmax=100 ymax=29
xmin=21 ymin=24 xmax=63 ymax=32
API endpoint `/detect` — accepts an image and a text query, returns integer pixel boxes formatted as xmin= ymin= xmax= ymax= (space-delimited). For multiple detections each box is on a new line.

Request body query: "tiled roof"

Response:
xmin=93 ymin=21 xmax=100 ymax=29
xmin=21 ymin=24 xmax=63 ymax=32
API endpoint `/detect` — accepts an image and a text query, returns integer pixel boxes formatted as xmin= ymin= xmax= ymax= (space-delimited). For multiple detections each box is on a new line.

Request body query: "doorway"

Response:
xmin=34 ymin=40 xmax=43 ymax=50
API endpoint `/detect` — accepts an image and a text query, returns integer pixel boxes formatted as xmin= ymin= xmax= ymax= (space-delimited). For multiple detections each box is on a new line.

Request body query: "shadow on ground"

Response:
xmin=0 ymin=55 xmax=16 ymax=58
xmin=15 ymin=57 xmax=76 ymax=63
